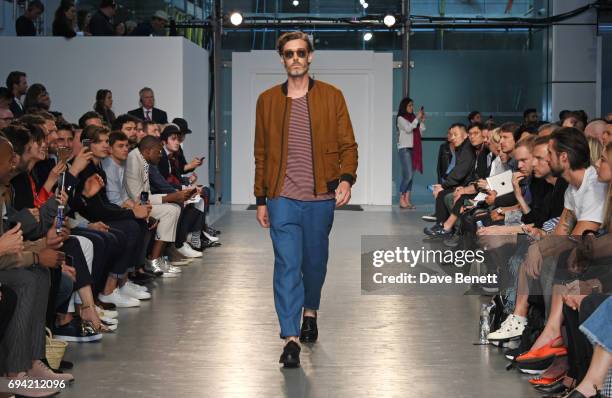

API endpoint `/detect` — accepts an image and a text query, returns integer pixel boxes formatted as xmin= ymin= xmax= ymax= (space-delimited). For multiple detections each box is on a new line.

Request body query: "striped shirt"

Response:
xmin=280 ymin=95 xmax=335 ymax=201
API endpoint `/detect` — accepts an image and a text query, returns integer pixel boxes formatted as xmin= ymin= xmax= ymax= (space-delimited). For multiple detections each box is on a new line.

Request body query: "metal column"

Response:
xmin=401 ymin=0 xmax=411 ymax=97
xmin=212 ymin=0 xmax=223 ymax=202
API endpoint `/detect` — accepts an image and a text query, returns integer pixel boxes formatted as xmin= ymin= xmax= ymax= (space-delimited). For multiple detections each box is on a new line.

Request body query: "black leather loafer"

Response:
xmin=279 ymin=341 xmax=300 ymax=368
xmin=299 ymin=316 xmax=318 ymax=343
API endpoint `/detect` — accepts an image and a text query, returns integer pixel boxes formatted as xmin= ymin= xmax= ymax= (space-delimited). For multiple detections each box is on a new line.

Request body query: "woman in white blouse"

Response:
xmin=396 ymin=97 xmax=426 ymax=208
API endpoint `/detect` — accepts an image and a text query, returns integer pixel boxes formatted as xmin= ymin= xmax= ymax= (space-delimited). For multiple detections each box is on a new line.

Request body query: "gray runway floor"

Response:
xmin=60 ymin=208 xmax=540 ymax=398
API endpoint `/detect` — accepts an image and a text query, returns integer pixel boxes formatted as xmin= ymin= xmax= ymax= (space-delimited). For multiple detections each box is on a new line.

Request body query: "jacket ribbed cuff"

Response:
xmin=339 ymin=174 xmax=355 ymax=186
xmin=255 ymin=196 xmax=267 ymax=206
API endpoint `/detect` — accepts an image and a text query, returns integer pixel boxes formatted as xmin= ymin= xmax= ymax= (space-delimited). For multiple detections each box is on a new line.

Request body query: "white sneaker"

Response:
xmin=177 ymin=244 xmax=203 ymax=258
xmin=98 ymin=289 xmax=140 ymax=308
xmin=96 ymin=305 xmax=118 ymax=319
xmin=202 ymin=230 xmax=219 ymax=242
xmin=159 ymin=258 xmax=181 ymax=277
xmin=100 ymin=316 xmax=118 ymax=325
xmin=487 ymin=314 xmax=527 ymax=341
xmin=119 ymin=283 xmax=151 ymax=300
xmin=126 ymin=280 xmax=149 ymax=293
xmin=162 ymin=260 xmax=182 ymax=273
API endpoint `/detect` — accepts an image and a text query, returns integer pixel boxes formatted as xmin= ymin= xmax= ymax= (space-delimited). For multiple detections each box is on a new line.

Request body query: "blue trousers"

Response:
xmin=267 ymin=197 xmax=335 ymax=338
xmin=398 ymin=147 xmax=414 ymax=193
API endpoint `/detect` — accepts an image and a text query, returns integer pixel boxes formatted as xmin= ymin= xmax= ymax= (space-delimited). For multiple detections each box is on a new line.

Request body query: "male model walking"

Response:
xmin=254 ymin=31 xmax=358 ymax=368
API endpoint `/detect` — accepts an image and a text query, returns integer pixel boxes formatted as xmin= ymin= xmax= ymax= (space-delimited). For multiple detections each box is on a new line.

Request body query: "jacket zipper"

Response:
xmin=273 ymin=97 xmax=288 ymax=197
xmin=306 ymin=93 xmax=317 ymax=195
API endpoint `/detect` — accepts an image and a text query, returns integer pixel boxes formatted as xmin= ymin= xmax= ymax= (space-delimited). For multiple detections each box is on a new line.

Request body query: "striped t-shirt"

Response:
xmin=280 ymin=95 xmax=335 ymax=201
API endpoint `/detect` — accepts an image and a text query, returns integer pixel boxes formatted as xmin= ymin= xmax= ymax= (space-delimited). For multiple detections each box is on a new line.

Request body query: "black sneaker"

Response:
xmin=129 ymin=272 xmax=154 ymax=285
xmin=53 ymin=318 xmax=103 ymax=343
xmin=206 ymin=226 xmax=221 ymax=236
xmin=299 ymin=316 xmax=318 ymax=343
xmin=443 ymin=234 xmax=461 ymax=248
xmin=422 ymin=213 xmax=437 ymax=222
xmin=279 ymin=341 xmax=301 ymax=368
xmin=424 ymin=223 xmax=443 ymax=235
xmin=425 ymin=225 xmax=453 ymax=239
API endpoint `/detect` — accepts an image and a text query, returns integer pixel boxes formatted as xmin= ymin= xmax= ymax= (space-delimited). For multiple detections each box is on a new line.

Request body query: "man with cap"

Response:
xmin=89 ymin=0 xmax=116 ymax=36
xmin=130 ymin=10 xmax=169 ymax=37
xmin=157 ymin=119 xmax=203 ymax=185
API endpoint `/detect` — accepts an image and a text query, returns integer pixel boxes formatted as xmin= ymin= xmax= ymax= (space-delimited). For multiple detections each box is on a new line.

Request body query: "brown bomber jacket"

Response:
xmin=253 ymin=78 xmax=358 ymax=205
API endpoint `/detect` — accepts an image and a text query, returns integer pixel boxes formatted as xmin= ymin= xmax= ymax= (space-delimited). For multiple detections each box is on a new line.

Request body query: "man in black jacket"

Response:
xmin=128 ymin=88 xmax=168 ymax=124
xmin=425 ymin=123 xmax=475 ymax=237
xmin=15 ymin=1 xmax=44 ymax=36
xmin=429 ymin=123 xmax=491 ymax=239
xmin=89 ymin=0 xmax=116 ymax=36
xmin=5 ymin=71 xmax=27 ymax=118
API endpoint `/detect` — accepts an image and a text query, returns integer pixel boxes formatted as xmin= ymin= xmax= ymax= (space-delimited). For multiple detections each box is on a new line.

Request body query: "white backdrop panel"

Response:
xmin=0 ymin=37 xmax=209 ymax=185
xmin=231 ymin=50 xmax=392 ymax=205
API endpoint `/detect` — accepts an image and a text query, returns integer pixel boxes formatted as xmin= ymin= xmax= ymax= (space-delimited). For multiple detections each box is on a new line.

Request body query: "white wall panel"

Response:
xmin=0 ymin=37 xmax=209 ymax=182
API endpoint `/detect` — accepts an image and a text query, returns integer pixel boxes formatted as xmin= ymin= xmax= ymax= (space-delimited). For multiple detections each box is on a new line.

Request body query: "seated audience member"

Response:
xmin=15 ymin=1 xmax=44 ymax=36
xmin=0 ymin=108 xmax=13 ymax=130
xmin=124 ymin=135 xmax=202 ymax=260
xmin=0 ymin=87 xmax=12 ymax=110
xmin=130 ymin=10 xmax=168 ymax=36
xmin=78 ymin=111 xmax=104 ymax=130
xmin=128 ymin=87 xmax=168 ymax=124
xmin=76 ymin=9 xmax=91 ymax=36
xmin=94 ymin=89 xmax=116 ymax=125
xmin=89 ymin=0 xmax=116 ymax=36
xmin=538 ymin=122 xmax=561 ymax=138
xmin=24 ymin=84 xmax=50 ymax=113
xmin=6 ymin=71 xmax=28 ymax=118
xmin=523 ymin=108 xmax=539 ymax=126
xmin=52 ymin=0 xmax=77 ymax=38
xmin=144 ymin=121 xmax=160 ymax=138
xmin=423 ymin=128 xmax=456 ymax=222
xmin=468 ymin=110 xmax=481 ymax=125
xmin=158 ymin=124 xmax=219 ymax=244
xmin=424 ymin=124 xmax=475 ymax=237
xmin=135 ymin=119 xmax=146 ymax=143
xmin=112 ymin=113 xmax=141 ymax=149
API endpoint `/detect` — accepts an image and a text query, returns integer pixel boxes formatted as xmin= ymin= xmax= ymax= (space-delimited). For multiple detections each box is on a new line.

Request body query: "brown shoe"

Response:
xmin=28 ymin=360 xmax=74 ymax=383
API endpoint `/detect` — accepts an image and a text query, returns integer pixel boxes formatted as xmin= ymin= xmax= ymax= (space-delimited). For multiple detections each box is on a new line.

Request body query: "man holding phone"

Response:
xmin=125 ymin=135 xmax=202 ymax=262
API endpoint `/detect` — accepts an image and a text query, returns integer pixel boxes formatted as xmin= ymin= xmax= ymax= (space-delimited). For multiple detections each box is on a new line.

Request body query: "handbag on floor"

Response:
xmin=45 ymin=327 xmax=67 ymax=370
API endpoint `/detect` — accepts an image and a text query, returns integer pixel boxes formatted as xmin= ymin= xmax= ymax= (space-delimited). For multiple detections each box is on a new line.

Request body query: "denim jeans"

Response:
xmin=398 ymin=147 xmax=414 ymax=193
xmin=267 ymin=197 xmax=335 ymax=338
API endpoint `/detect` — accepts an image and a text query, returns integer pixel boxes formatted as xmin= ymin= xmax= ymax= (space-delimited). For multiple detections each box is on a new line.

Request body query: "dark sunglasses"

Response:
xmin=283 ymin=49 xmax=308 ymax=59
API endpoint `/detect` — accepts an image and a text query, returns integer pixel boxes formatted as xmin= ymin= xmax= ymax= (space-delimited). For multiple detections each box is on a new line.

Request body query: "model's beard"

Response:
xmin=286 ymin=61 xmax=309 ymax=77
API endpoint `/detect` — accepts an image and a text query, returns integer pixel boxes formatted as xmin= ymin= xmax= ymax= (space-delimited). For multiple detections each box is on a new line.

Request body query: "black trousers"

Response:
xmin=0 ymin=284 xmax=17 ymax=343
xmin=62 ymin=236 xmax=92 ymax=290
xmin=72 ymin=227 xmax=123 ymax=295
xmin=175 ymin=205 xmax=204 ymax=248
xmin=106 ymin=219 xmax=147 ymax=271
xmin=451 ymin=193 xmax=477 ymax=216
xmin=435 ymin=188 xmax=455 ymax=223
